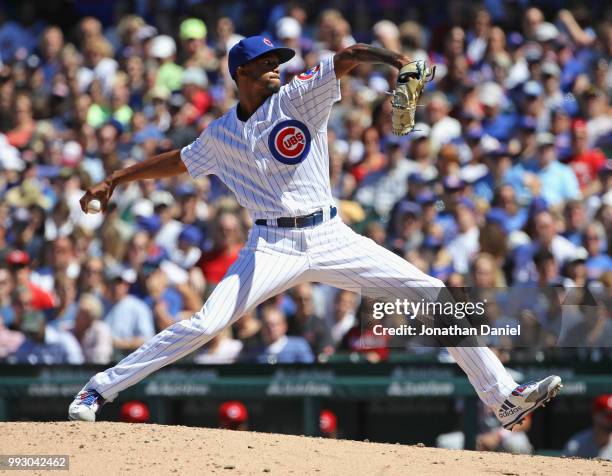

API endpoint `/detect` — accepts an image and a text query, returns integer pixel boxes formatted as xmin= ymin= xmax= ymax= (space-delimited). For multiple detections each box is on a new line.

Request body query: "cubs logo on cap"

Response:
xmin=268 ymin=119 xmax=311 ymax=165
xmin=297 ymin=65 xmax=320 ymax=81
xmin=228 ymin=35 xmax=295 ymax=79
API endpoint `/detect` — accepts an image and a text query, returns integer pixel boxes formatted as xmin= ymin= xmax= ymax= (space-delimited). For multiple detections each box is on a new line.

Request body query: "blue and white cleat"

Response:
xmin=68 ymin=387 xmax=105 ymax=422
xmin=497 ymin=375 xmax=563 ymax=430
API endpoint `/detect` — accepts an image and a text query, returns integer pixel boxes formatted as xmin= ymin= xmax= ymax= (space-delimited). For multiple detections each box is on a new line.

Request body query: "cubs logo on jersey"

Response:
xmin=268 ymin=119 xmax=311 ymax=165
xmin=296 ymin=65 xmax=320 ymax=81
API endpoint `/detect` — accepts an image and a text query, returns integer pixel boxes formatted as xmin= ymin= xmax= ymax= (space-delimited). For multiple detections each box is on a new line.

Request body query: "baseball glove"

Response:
xmin=390 ymin=60 xmax=436 ymax=135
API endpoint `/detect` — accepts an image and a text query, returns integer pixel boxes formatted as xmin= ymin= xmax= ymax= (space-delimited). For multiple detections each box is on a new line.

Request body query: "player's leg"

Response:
xmin=308 ymin=219 xmax=561 ymax=427
xmin=69 ymin=242 xmax=309 ymax=421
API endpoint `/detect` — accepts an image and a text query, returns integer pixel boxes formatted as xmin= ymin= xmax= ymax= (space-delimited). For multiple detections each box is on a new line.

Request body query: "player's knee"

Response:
xmin=188 ymin=309 xmax=232 ymax=336
xmin=187 ymin=311 xmax=208 ymax=333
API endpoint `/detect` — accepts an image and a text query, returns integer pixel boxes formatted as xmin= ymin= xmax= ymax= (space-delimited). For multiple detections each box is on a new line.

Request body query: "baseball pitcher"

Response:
xmin=69 ymin=36 xmax=562 ymax=431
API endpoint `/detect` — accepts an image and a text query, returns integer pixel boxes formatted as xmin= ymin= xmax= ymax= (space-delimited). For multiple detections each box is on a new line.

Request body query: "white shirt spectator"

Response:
xmin=194 ymin=338 xmax=243 ymax=364
xmin=447 ymin=227 xmax=480 ymax=275
xmin=430 ymin=116 xmax=461 ymax=153
xmin=45 ymin=325 xmax=84 ymax=364
xmin=78 ymin=320 xmax=114 ymax=364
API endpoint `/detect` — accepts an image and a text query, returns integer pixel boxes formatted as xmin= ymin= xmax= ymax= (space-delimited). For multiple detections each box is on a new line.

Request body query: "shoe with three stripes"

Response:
xmin=68 ymin=387 xmax=105 ymax=422
xmin=497 ymin=375 xmax=563 ymax=430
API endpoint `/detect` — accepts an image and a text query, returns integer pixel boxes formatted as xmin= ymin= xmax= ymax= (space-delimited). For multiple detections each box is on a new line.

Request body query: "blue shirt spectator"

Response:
xmin=524 ymin=134 xmax=581 ymax=207
xmin=244 ymin=306 xmax=314 ymax=364
xmin=103 ymin=269 xmax=155 ymax=353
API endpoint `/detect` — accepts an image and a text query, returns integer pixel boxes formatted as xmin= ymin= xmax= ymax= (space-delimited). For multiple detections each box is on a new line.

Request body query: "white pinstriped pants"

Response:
xmin=89 ymin=216 xmax=517 ymax=409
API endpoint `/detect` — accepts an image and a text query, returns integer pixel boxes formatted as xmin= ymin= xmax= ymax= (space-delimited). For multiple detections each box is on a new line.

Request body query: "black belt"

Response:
xmin=255 ymin=206 xmax=337 ymax=228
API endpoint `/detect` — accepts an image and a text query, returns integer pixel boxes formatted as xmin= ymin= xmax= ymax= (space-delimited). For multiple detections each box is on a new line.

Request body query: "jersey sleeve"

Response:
xmin=180 ymin=129 xmax=218 ymax=178
xmin=281 ymin=54 xmax=341 ymax=130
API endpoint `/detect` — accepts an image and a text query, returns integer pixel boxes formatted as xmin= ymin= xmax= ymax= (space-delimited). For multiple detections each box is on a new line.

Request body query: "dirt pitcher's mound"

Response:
xmin=1 ymin=422 xmax=609 ymax=476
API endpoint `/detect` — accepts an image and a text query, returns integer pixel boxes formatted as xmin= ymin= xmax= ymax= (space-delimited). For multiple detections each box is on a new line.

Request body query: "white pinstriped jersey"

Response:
xmin=180 ymin=55 xmax=341 ymax=220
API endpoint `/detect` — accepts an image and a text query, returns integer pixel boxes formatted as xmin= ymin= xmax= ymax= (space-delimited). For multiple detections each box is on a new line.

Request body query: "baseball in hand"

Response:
xmin=87 ymin=199 xmax=102 ymax=214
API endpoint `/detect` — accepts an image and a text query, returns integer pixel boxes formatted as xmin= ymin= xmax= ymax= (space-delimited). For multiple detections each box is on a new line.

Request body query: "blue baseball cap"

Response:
xmin=178 ymin=225 xmax=203 ymax=245
xmin=408 ymin=172 xmax=427 ymax=184
xmin=416 ymin=191 xmax=436 ymax=205
xmin=137 ymin=214 xmax=162 ymax=234
xmin=134 ymin=125 xmax=164 ymax=144
xmin=455 ymin=197 xmax=475 ymax=211
xmin=486 ymin=208 xmax=510 ymax=232
xmin=228 ymin=36 xmax=295 ymax=79
xmin=398 ymin=201 xmax=422 ymax=217
xmin=175 ymin=183 xmax=196 ymax=197
xmin=422 ymin=234 xmax=443 ymax=249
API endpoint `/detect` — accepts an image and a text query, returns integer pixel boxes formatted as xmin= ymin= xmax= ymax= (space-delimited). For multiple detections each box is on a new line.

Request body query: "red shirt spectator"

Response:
xmin=351 ymin=127 xmax=386 ymax=183
xmin=569 ymin=120 xmax=606 ymax=190
xmin=27 ymin=283 xmax=55 ymax=310
xmin=197 ymin=213 xmax=243 ymax=286
xmin=341 ymin=325 xmax=390 ymax=362
xmin=7 ymin=251 xmax=55 ymax=311
xmin=198 ymin=244 xmax=241 ymax=285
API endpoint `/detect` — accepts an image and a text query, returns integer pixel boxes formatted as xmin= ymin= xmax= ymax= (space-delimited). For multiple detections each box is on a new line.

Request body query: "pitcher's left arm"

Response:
xmin=333 ymin=43 xmax=410 ymax=78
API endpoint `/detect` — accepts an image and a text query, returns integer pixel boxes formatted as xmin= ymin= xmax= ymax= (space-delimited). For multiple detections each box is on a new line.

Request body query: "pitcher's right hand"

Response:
xmin=80 ymin=178 xmax=115 ymax=214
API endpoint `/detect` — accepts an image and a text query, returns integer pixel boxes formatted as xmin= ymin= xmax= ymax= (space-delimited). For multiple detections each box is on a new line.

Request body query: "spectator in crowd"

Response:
xmin=103 ymin=268 xmax=155 ymax=355
xmin=329 ymin=290 xmax=358 ymax=346
xmin=352 ymin=126 xmax=386 ymax=183
xmin=582 ymin=221 xmax=612 ymax=280
xmin=10 ymin=285 xmax=83 ymax=364
xmin=232 ymin=309 xmax=263 ymax=352
xmin=178 ymin=18 xmax=217 ymax=72
xmin=446 ymin=198 xmax=479 ymax=275
xmin=170 ymin=225 xmax=203 ymax=269
xmin=340 ymin=298 xmax=390 ymax=363
xmin=427 ymin=92 xmax=461 ymax=154
xmin=563 ymin=200 xmax=588 ymax=247
xmin=533 ymin=249 xmax=562 ymax=287
xmin=198 ymin=212 xmax=244 ymax=288
xmin=142 ymin=257 xmax=185 ymax=330
xmin=472 ymin=252 xmax=506 ymax=288
xmin=564 ymin=394 xmax=612 ymax=460
xmin=405 ymin=127 xmax=438 ymax=181
xmin=514 ymin=210 xmax=579 ymax=284
xmin=0 ymin=268 xmax=14 ymax=328
xmin=0 ymin=267 xmax=24 ymax=359
xmin=288 ymin=283 xmax=334 ymax=357
xmin=47 ymin=273 xmax=79 ymax=331
xmin=78 ymin=257 xmax=105 ymax=299
xmin=355 ymin=140 xmax=412 ymax=217
xmin=247 ymin=305 xmax=314 ymax=364
xmin=275 ymin=16 xmax=306 ymax=81
xmin=525 ymin=132 xmax=581 ymax=207
xmin=194 ymin=327 xmax=243 ymax=364
xmin=568 ymin=119 xmax=607 ymax=190
xmin=150 ymin=35 xmax=182 ymax=93
xmin=388 ymin=201 xmax=424 ymax=254
xmin=72 ymin=293 xmax=113 ymax=364
xmin=6 ymin=251 xmax=54 ymax=311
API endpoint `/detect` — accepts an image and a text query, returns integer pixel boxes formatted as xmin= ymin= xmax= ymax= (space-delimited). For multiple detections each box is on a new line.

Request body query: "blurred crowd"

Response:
xmin=0 ymin=1 xmax=610 ymax=365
